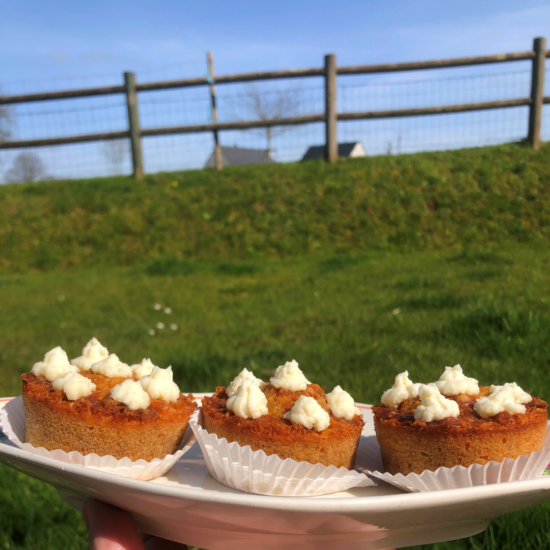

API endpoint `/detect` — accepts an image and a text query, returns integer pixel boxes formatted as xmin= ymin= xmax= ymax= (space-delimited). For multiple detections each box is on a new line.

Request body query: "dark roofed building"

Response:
xmin=205 ymin=146 xmax=273 ymax=168
xmin=301 ymin=142 xmax=366 ymax=161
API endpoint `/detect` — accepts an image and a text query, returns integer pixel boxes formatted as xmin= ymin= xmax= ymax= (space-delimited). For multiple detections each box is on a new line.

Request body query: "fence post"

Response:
xmin=207 ymin=52 xmax=223 ymax=170
xmin=528 ymin=37 xmax=546 ymax=150
xmin=324 ymin=54 xmax=338 ymax=162
xmin=124 ymin=71 xmax=144 ymax=178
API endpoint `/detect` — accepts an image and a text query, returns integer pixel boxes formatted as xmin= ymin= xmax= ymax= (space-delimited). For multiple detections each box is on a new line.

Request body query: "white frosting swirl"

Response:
xmin=52 ymin=371 xmax=96 ymax=400
xmin=71 ymin=338 xmax=109 ymax=371
xmin=270 ymin=360 xmax=310 ymax=391
xmin=414 ymin=384 xmax=460 ymax=422
xmin=284 ymin=396 xmax=330 ymax=431
xmin=381 ymin=371 xmax=421 ymax=409
xmin=227 ymin=368 xmax=265 ymax=397
xmin=139 ymin=366 xmax=180 ymax=403
xmin=227 ymin=378 xmax=269 ymax=419
xmin=31 ymin=347 xmax=78 ymax=382
xmin=325 ymin=385 xmax=361 ymax=420
xmin=474 ymin=382 xmax=531 ymax=419
xmin=131 ymin=358 xmax=156 ymax=380
xmin=111 ymin=379 xmax=151 ymax=410
xmin=435 ymin=364 xmax=479 ymax=396
xmin=90 ymin=354 xmax=132 ymax=378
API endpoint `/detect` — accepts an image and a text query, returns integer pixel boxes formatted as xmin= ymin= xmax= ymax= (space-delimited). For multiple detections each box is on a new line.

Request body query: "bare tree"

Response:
xmin=5 ymin=152 xmax=48 ymax=183
xmin=102 ymin=139 xmax=129 ymax=174
xmin=235 ymin=84 xmax=302 ymax=158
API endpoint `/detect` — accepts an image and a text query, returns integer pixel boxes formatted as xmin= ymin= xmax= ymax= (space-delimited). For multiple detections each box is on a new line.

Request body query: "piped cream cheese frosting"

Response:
xmin=270 ymin=360 xmax=310 ymax=391
xmin=474 ymin=382 xmax=532 ymax=419
xmin=71 ymin=338 xmax=109 ymax=371
xmin=227 ymin=377 xmax=269 ymax=419
xmin=31 ymin=347 xmax=78 ymax=382
xmin=91 ymin=354 xmax=132 ymax=378
xmin=284 ymin=396 xmax=330 ymax=431
xmin=381 ymin=371 xmax=421 ymax=409
xmin=131 ymin=358 xmax=156 ymax=380
xmin=325 ymin=385 xmax=361 ymax=420
xmin=435 ymin=364 xmax=479 ymax=396
xmin=227 ymin=368 xmax=265 ymax=397
xmin=52 ymin=371 xmax=96 ymax=400
xmin=139 ymin=366 xmax=180 ymax=403
xmin=414 ymin=384 xmax=460 ymax=422
xmin=110 ymin=379 xmax=151 ymax=410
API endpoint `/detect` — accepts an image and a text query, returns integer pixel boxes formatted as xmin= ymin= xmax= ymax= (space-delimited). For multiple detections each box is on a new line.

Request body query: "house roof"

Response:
xmin=205 ymin=146 xmax=273 ymax=168
xmin=301 ymin=142 xmax=364 ymax=161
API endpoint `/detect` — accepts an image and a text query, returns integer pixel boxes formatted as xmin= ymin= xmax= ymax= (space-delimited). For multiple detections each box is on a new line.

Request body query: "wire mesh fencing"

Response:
xmin=338 ymin=67 xmax=533 ymax=155
xmin=0 ymin=55 xmax=548 ymax=183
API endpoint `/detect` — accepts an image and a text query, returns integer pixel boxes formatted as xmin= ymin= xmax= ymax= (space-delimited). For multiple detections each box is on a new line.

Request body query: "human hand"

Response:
xmin=83 ymin=499 xmax=188 ymax=550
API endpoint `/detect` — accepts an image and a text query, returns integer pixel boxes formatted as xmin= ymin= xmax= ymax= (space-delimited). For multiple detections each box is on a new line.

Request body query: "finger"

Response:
xmin=84 ymin=499 xmax=145 ymax=550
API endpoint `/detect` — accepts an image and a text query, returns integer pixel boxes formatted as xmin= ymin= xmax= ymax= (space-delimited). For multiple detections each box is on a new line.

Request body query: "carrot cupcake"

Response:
xmin=201 ymin=360 xmax=364 ymax=469
xmin=22 ymin=339 xmax=196 ymax=461
xmin=373 ymin=365 xmax=548 ymax=475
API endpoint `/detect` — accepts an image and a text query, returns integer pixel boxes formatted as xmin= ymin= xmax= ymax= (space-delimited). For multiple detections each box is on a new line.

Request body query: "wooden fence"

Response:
xmin=0 ymin=37 xmax=548 ymax=177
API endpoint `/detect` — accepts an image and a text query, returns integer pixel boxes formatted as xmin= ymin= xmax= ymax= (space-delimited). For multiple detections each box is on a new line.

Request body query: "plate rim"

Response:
xmin=4 ymin=424 xmax=550 ymax=513
xmin=2 ymin=396 xmax=550 ymax=513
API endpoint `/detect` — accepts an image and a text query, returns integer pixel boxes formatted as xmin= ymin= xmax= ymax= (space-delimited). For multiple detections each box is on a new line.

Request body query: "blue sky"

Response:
xmin=1 ymin=1 xmax=549 ymax=180
xmin=2 ymin=0 xmax=549 ymax=89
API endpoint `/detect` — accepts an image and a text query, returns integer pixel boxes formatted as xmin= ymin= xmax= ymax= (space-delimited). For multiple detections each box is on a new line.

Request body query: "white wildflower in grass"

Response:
xmin=148 ymin=329 xmax=156 ymax=336
xmin=170 ymin=323 xmax=178 ymax=331
xmin=392 ymin=308 xmax=401 ymax=316
xmin=153 ymin=303 xmax=162 ymax=310
xmin=156 ymin=322 xmax=165 ymax=330
xmin=164 ymin=307 xmax=172 ymax=314
xmin=58 ymin=295 xmax=65 ymax=301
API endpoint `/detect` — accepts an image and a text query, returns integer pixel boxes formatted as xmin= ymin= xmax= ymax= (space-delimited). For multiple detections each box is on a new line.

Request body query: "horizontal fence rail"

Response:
xmin=2 ymin=49 xmax=549 ymax=106
xmin=0 ymin=37 xmax=547 ymax=178
xmin=2 ymin=98 xmax=548 ymax=150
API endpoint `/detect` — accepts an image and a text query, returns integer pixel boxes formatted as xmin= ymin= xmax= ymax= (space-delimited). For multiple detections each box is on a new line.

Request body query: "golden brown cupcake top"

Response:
xmin=23 ymin=340 xmax=196 ymax=424
xmin=205 ymin=360 xmax=364 ymax=438
xmin=374 ymin=385 xmax=547 ymax=431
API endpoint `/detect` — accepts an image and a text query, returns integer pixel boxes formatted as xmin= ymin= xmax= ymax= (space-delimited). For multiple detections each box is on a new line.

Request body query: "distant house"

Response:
xmin=204 ymin=146 xmax=273 ymax=168
xmin=301 ymin=142 xmax=366 ymax=161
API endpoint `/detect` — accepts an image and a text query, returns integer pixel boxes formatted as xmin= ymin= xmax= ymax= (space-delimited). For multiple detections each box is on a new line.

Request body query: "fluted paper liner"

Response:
xmin=0 ymin=396 xmax=196 ymax=481
xmin=356 ymin=422 xmax=550 ymax=493
xmin=189 ymin=408 xmax=374 ymax=496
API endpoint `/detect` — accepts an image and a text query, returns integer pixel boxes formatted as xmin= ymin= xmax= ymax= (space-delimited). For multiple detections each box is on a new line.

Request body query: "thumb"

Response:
xmin=84 ymin=499 xmax=145 ymax=550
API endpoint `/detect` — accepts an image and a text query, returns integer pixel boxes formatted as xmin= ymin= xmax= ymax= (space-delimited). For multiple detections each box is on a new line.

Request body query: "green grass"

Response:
xmin=2 ymin=246 xmax=550 ymax=548
xmin=2 ymin=144 xmax=550 ymax=549
xmin=2 ymin=142 xmax=550 ymax=273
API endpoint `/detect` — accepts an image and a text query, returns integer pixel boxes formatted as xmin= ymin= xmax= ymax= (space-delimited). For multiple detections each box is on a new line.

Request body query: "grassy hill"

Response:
xmin=1 ymin=142 xmax=550 ymax=273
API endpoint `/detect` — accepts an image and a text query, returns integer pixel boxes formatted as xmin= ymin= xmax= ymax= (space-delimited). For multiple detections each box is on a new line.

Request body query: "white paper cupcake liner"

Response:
xmin=189 ymin=408 xmax=374 ymax=496
xmin=356 ymin=423 xmax=550 ymax=493
xmin=0 ymin=396 xmax=196 ymax=481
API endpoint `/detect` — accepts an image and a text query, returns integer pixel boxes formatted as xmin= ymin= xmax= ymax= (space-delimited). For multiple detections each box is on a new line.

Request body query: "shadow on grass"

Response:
xmin=145 ymin=258 xmax=196 ymax=276
xmin=447 ymin=248 xmax=512 ymax=266
xmin=464 ymin=268 xmax=503 ymax=282
xmin=399 ymin=291 xmax=466 ymax=310
xmin=318 ymin=255 xmax=363 ymax=273
xmin=393 ymin=276 xmax=441 ymax=291
xmin=145 ymin=259 xmax=261 ymax=277
xmin=215 ymin=263 xmax=261 ymax=276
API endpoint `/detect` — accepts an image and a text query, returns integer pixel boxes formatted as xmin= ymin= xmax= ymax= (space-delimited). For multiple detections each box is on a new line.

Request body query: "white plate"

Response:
xmin=1 ymin=395 xmax=550 ymax=550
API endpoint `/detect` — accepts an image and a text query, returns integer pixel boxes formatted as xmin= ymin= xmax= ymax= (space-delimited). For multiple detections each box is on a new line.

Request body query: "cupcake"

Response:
xmin=201 ymin=360 xmax=364 ymax=469
xmin=373 ymin=365 xmax=548 ymax=475
xmin=22 ymin=339 xmax=196 ymax=461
